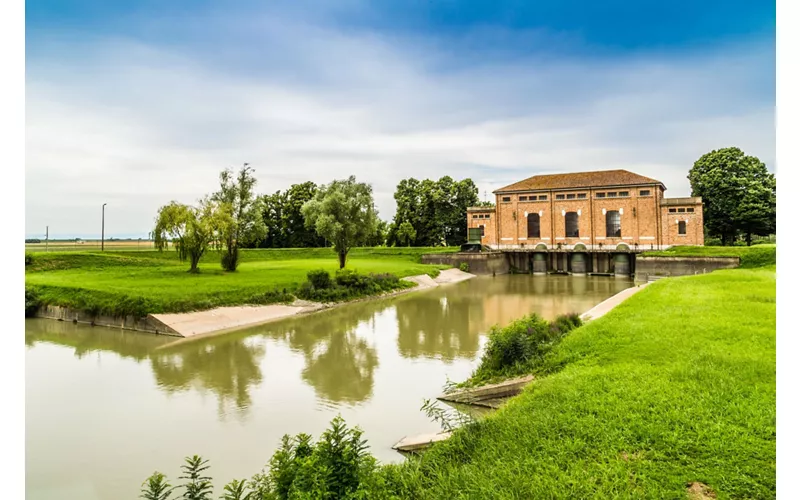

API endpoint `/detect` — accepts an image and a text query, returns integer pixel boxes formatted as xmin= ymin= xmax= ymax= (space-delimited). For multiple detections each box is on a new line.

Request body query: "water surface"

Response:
xmin=26 ymin=275 xmax=633 ymax=499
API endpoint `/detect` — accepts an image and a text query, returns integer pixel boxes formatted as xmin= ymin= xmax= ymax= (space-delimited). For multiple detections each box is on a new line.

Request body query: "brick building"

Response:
xmin=467 ymin=169 xmax=703 ymax=250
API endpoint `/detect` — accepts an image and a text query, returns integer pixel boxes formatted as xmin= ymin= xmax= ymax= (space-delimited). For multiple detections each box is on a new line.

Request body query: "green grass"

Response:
xmin=25 ymin=247 xmax=456 ymax=316
xmin=643 ymin=244 xmax=776 ymax=268
xmin=394 ymin=266 xmax=775 ymax=499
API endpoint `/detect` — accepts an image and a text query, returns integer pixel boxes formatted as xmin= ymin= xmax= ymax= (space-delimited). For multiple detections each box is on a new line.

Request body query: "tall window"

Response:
xmin=527 ymin=213 xmax=540 ymax=238
xmin=480 ymin=225 xmax=486 ymax=236
xmin=565 ymin=212 xmax=579 ymax=238
xmin=606 ymin=210 xmax=621 ymax=238
xmin=678 ymin=221 xmax=686 ymax=235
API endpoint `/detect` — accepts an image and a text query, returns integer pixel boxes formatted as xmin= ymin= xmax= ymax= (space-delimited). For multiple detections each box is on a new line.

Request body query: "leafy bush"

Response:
xmin=25 ymin=252 xmax=33 ymax=266
xmin=297 ymin=270 xmax=412 ymax=303
xmin=141 ymin=416 xmax=384 ymax=500
xmin=471 ymin=313 xmax=583 ymax=382
xmin=307 ymin=269 xmax=332 ymax=290
xmin=705 ymin=237 xmax=723 ymax=246
xmin=459 ymin=262 xmax=470 ymax=272
xmin=25 ymin=287 xmax=41 ymax=317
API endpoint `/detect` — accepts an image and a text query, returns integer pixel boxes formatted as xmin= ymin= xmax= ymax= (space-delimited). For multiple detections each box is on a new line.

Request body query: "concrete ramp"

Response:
xmin=437 ymin=375 xmax=535 ymax=406
xmin=392 ymin=432 xmax=452 ymax=452
xmin=149 ymin=303 xmax=320 ymax=338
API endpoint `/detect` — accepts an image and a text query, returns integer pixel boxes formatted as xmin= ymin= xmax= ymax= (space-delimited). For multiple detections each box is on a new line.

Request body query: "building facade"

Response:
xmin=467 ymin=170 xmax=703 ymax=250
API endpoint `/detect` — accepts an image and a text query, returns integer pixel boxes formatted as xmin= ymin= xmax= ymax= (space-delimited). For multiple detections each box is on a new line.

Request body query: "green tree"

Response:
xmin=364 ymin=219 xmax=388 ymax=247
xmin=283 ymin=182 xmax=326 ymax=248
xmin=153 ymin=199 xmax=222 ymax=273
xmin=396 ymin=221 xmax=416 ymax=247
xmin=301 ymin=176 xmax=379 ymax=269
xmin=212 ymin=165 xmax=266 ymax=270
xmin=389 ymin=176 xmax=479 ymax=246
xmin=688 ymin=147 xmax=776 ymax=245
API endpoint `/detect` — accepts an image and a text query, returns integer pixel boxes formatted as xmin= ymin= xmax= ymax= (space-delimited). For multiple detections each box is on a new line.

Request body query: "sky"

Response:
xmin=25 ymin=0 xmax=776 ymax=239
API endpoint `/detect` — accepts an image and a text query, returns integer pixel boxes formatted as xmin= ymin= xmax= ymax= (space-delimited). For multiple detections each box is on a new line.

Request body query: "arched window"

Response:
xmin=565 ymin=212 xmax=579 ymax=238
xmin=678 ymin=220 xmax=686 ymax=235
xmin=527 ymin=213 xmax=540 ymax=238
xmin=606 ymin=210 xmax=621 ymax=238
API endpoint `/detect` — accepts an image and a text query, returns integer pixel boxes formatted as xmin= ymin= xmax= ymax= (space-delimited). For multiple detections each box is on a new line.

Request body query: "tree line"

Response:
xmin=152 ymin=167 xmax=481 ymax=272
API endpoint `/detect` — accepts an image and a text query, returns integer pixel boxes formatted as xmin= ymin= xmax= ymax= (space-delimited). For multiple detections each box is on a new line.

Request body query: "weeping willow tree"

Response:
xmin=153 ymin=198 xmax=227 ymax=273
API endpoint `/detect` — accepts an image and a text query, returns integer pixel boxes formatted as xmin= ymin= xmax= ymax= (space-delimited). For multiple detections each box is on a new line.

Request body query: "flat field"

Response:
xmin=25 ymin=247 xmax=458 ymax=316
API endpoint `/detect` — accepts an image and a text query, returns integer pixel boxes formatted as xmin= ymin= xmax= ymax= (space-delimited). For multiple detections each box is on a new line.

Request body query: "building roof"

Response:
xmin=467 ymin=206 xmax=496 ymax=212
xmin=661 ymin=197 xmax=702 ymax=206
xmin=494 ymin=169 xmax=665 ymax=193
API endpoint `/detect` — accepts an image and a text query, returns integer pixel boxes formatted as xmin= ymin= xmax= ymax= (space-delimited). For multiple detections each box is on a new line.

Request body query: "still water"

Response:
xmin=26 ymin=275 xmax=633 ymax=499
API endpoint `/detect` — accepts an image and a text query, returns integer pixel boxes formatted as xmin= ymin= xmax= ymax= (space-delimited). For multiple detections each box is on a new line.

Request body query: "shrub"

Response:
xmin=297 ymin=270 xmax=410 ymax=303
xmin=472 ymin=313 xmax=583 ymax=382
xmin=25 ymin=252 xmax=33 ymax=266
xmin=307 ymin=269 xmax=332 ymax=290
xmin=25 ymin=287 xmax=40 ymax=317
xmin=459 ymin=262 xmax=470 ymax=273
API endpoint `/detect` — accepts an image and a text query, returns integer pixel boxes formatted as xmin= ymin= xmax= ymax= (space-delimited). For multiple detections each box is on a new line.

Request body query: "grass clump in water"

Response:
xmin=469 ymin=312 xmax=582 ymax=385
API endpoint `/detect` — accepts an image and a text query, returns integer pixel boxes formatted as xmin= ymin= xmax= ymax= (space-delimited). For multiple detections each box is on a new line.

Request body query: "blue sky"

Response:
xmin=25 ymin=0 xmax=775 ymax=238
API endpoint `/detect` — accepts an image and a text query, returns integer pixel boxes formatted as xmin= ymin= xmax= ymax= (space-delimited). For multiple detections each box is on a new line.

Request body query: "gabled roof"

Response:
xmin=494 ymin=169 xmax=665 ymax=193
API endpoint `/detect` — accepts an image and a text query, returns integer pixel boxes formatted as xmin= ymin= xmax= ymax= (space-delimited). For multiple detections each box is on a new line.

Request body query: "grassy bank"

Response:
xmin=25 ymin=247 xmax=456 ymax=317
xmin=643 ymin=244 xmax=776 ymax=268
xmin=393 ymin=265 xmax=775 ymax=498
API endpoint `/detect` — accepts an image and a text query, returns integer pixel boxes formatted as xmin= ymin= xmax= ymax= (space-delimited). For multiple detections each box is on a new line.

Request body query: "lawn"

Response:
xmin=643 ymin=244 xmax=776 ymax=268
xmin=25 ymin=247 xmax=457 ymax=316
xmin=394 ymin=265 xmax=776 ymax=498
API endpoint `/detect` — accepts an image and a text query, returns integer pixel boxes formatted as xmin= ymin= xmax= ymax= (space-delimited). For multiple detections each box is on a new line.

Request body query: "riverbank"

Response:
xmin=146 ymin=268 xmax=475 ymax=339
xmin=389 ymin=265 xmax=775 ymax=498
xmin=25 ymin=247 xmax=457 ymax=318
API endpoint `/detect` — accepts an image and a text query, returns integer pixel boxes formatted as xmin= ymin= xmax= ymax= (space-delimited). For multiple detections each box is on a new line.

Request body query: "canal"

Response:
xmin=25 ymin=275 xmax=633 ymax=499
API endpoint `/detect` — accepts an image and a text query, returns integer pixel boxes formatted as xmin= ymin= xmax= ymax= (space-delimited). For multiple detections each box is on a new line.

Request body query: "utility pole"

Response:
xmin=45 ymin=226 xmax=48 ymax=252
xmin=101 ymin=203 xmax=107 ymax=251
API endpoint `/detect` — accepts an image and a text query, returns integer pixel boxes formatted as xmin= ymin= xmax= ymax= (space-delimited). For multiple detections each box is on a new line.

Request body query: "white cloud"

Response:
xmin=25 ymin=19 xmax=774 ymax=238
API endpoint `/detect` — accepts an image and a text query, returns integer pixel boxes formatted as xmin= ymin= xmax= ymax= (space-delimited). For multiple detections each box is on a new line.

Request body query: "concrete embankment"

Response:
xmin=580 ymin=282 xmax=651 ymax=322
xmin=35 ymin=268 xmax=476 ymax=339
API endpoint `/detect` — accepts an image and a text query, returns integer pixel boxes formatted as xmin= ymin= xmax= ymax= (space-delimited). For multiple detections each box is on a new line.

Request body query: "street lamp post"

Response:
xmin=101 ymin=203 xmax=107 ymax=251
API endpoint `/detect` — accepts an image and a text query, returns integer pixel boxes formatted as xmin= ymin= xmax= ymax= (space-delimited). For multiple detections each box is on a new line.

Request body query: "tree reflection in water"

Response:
xmin=256 ymin=302 xmax=386 ymax=406
xmin=149 ymin=335 xmax=265 ymax=419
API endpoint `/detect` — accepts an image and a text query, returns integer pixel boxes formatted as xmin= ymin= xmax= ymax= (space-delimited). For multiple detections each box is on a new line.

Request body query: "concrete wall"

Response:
xmin=634 ymin=256 xmax=739 ymax=281
xmin=35 ymin=305 xmax=182 ymax=337
xmin=422 ymin=252 xmax=510 ymax=275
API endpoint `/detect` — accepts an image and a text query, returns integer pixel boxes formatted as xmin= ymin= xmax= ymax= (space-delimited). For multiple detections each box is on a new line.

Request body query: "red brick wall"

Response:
xmin=661 ymin=201 xmax=704 ymax=246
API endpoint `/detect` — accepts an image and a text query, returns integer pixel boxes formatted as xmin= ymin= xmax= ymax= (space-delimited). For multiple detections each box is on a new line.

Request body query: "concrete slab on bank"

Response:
xmin=150 ymin=268 xmax=476 ymax=338
xmin=580 ymin=282 xmax=650 ymax=322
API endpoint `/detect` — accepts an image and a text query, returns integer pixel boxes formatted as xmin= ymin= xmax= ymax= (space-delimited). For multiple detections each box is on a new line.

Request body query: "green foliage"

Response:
xmin=471 ymin=313 xmax=583 ymax=383
xmin=220 ymin=479 xmax=252 ymax=500
xmin=458 ymin=262 xmax=469 ymax=273
xmin=24 ymin=249 xmax=446 ymax=316
xmin=297 ymin=269 xmax=413 ymax=303
xmin=306 ymin=269 xmax=332 ymax=290
xmin=420 ymin=398 xmax=477 ymax=433
xmin=644 ymin=244 xmax=776 ymax=268
xmin=145 ymin=417 xmax=379 ymax=500
xmin=140 ymin=471 xmax=175 ymax=500
xmin=25 ymin=252 xmax=33 ymax=266
xmin=688 ymin=147 xmax=776 ymax=245
xmin=388 ymin=176 xmax=480 ymax=247
xmin=212 ymin=165 xmax=267 ymax=271
xmin=396 ymin=221 xmax=416 ymax=247
xmin=153 ymin=199 xmax=224 ymax=273
xmin=301 ymin=176 xmax=379 ymax=268
xmin=258 ymin=181 xmax=327 ymax=249
xmin=178 ymin=455 xmax=213 ymax=500
xmin=25 ymin=286 xmax=41 ymax=317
